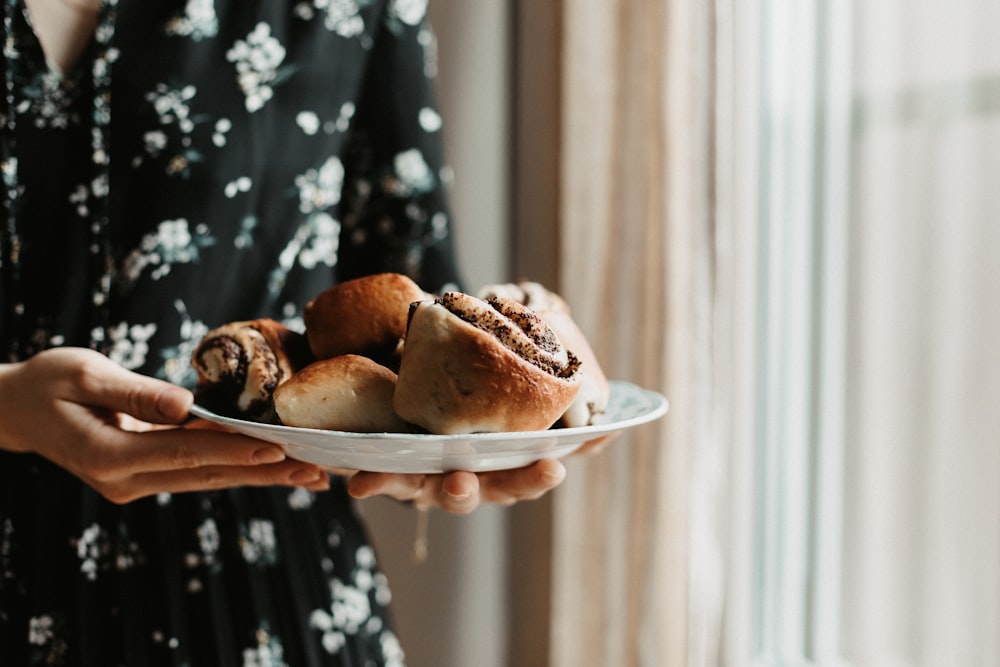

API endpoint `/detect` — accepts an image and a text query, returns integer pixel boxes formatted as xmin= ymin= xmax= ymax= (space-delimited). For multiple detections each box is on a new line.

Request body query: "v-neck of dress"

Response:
xmin=22 ymin=0 xmax=104 ymax=79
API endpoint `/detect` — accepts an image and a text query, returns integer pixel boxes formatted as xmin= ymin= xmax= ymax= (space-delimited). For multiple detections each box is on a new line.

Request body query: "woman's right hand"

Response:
xmin=0 ymin=347 xmax=329 ymax=503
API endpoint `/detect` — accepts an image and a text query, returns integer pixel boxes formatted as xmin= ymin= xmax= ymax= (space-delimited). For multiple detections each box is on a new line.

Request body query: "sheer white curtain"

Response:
xmin=706 ymin=1 xmax=1000 ymax=666
xmin=841 ymin=1 xmax=1000 ymax=665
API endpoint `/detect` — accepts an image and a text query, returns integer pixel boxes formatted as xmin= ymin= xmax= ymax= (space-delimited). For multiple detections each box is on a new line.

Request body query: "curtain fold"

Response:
xmin=512 ymin=0 xmax=717 ymax=664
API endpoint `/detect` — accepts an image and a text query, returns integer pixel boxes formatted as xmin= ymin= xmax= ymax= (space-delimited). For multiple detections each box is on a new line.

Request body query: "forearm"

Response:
xmin=0 ymin=360 xmax=33 ymax=454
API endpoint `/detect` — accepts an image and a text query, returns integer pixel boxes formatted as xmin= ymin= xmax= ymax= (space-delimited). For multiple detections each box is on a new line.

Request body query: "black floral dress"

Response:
xmin=0 ymin=0 xmax=459 ymax=664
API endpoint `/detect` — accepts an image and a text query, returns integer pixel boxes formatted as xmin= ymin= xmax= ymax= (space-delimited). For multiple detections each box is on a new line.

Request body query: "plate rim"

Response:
xmin=189 ymin=379 xmax=668 ymax=443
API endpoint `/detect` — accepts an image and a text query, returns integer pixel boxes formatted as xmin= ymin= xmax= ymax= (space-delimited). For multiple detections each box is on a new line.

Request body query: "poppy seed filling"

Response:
xmin=438 ymin=292 xmax=581 ymax=379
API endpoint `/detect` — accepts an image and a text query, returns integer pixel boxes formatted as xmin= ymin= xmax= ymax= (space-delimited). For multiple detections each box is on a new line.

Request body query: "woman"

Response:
xmin=0 ymin=1 xmax=565 ymax=664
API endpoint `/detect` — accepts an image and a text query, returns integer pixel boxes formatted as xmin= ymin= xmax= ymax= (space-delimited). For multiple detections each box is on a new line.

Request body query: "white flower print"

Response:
xmin=388 ymin=0 xmax=427 ymax=26
xmin=1 ymin=156 xmax=17 ymax=186
xmin=122 ymin=219 xmax=216 ymax=284
xmin=383 ymin=148 xmax=434 ymax=196
xmin=309 ymin=608 xmax=347 ymax=655
xmin=21 ymin=70 xmax=79 ymax=129
xmin=197 ymin=518 xmax=220 ymax=564
xmin=296 ymin=111 xmax=321 ymax=135
xmin=332 ymin=581 xmax=371 ymax=634
xmin=234 ymin=215 xmax=259 ymax=249
xmin=225 ymin=176 xmax=253 ymax=198
xmin=418 ymin=106 xmax=441 ymax=132
xmin=27 ymin=612 xmax=69 ymax=663
xmin=298 ymin=213 xmax=340 ymax=269
xmin=241 ymin=630 xmax=288 ymax=667
xmin=268 ymin=213 xmax=340 ymax=296
xmin=138 ymin=84 xmax=206 ymax=174
xmin=337 ymin=102 xmax=356 ymax=131
xmin=308 ymin=544 xmax=397 ymax=656
xmin=156 ymin=300 xmax=210 ymax=386
xmin=28 ymin=615 xmax=54 ymax=645
xmin=287 ymin=487 xmax=316 ymax=510
xmin=166 ymin=0 xmax=219 ymax=40
xmin=372 ymin=571 xmax=392 ymax=606
xmin=91 ymin=173 xmax=109 ymax=198
xmin=75 ymin=523 xmax=109 ymax=581
xmin=144 ymin=130 xmax=168 ymax=157
xmin=213 ymin=117 xmax=232 ymax=146
xmin=69 ymin=184 xmax=88 ymax=217
xmin=106 ymin=322 xmax=158 ymax=370
xmin=227 ymin=23 xmax=288 ymax=113
xmin=296 ymin=157 xmax=344 ymax=213
xmin=355 ymin=545 xmax=376 ymax=570
xmin=147 ymin=84 xmax=197 ymax=134
xmin=240 ymin=519 xmax=278 ymax=565
xmin=380 ymin=630 xmax=406 ymax=667
xmin=430 ymin=211 xmax=449 ymax=241
xmin=310 ymin=579 xmax=371 ymax=655
xmin=307 ymin=0 xmax=367 ymax=37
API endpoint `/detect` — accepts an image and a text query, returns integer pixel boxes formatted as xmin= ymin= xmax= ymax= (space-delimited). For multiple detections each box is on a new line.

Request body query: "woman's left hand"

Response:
xmin=346 ymin=458 xmax=567 ymax=514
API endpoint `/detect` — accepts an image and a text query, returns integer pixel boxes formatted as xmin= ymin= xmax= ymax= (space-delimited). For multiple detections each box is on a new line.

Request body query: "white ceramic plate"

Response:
xmin=190 ymin=380 xmax=668 ymax=473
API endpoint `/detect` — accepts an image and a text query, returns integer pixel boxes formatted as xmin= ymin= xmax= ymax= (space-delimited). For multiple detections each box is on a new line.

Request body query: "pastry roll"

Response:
xmin=393 ymin=292 xmax=582 ymax=434
xmin=273 ymin=355 xmax=409 ymax=433
xmin=303 ymin=272 xmax=430 ymax=367
xmin=191 ymin=318 xmax=310 ymax=420
xmin=479 ymin=281 xmax=611 ymax=427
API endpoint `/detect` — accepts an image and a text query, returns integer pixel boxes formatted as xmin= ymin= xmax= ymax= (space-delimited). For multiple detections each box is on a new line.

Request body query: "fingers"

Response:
xmin=347 ymin=458 xmax=567 ymax=514
xmin=110 ymin=463 xmax=330 ymax=504
xmin=92 ymin=462 xmax=329 ymax=504
xmin=92 ymin=427 xmax=289 ymax=477
xmin=56 ymin=348 xmax=193 ymax=425
xmin=347 ymin=472 xmax=433 ymax=505
xmin=347 ymin=470 xmax=482 ymax=513
xmin=78 ymin=420 xmax=331 ymax=503
xmin=574 ymin=432 xmax=619 ymax=456
xmin=478 ymin=458 xmax=566 ymax=505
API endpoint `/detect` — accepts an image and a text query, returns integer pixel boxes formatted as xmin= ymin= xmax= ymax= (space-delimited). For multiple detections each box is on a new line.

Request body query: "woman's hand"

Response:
xmin=345 ymin=430 xmax=623 ymax=514
xmin=346 ymin=458 xmax=567 ymax=514
xmin=0 ymin=347 xmax=329 ymax=503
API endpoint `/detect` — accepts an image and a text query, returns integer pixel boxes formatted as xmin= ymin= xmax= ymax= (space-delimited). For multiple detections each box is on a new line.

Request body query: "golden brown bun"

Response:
xmin=273 ymin=355 xmax=410 ymax=433
xmin=393 ymin=293 xmax=582 ymax=434
xmin=191 ymin=319 xmax=311 ymax=420
xmin=478 ymin=281 xmax=610 ymax=426
xmin=303 ymin=273 xmax=429 ymax=365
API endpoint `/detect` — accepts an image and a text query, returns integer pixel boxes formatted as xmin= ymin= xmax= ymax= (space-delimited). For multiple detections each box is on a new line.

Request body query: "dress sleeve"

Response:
xmin=337 ymin=8 xmax=463 ymax=293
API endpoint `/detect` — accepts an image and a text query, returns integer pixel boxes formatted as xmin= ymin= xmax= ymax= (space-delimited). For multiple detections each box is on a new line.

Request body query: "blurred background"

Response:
xmin=361 ymin=1 xmax=1000 ymax=666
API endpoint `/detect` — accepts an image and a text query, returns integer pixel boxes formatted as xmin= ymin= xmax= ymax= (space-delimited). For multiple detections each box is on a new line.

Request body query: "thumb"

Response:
xmin=64 ymin=351 xmax=194 ymax=425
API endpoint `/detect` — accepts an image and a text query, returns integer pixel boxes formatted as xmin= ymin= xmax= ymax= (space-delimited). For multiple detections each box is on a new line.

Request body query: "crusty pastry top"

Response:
xmin=437 ymin=292 xmax=581 ymax=379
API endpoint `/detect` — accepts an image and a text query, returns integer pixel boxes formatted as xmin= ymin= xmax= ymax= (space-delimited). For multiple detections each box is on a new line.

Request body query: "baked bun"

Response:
xmin=303 ymin=273 xmax=429 ymax=365
xmin=273 ymin=355 xmax=409 ymax=433
xmin=393 ymin=292 xmax=583 ymax=434
xmin=191 ymin=319 xmax=311 ymax=420
xmin=479 ymin=281 xmax=611 ymax=426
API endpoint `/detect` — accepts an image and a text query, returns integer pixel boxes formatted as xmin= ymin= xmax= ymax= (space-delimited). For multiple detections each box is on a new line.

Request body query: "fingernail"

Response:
xmin=542 ymin=463 xmax=567 ymax=484
xmin=252 ymin=447 xmax=286 ymax=464
xmin=446 ymin=490 xmax=471 ymax=501
xmin=289 ymin=467 xmax=322 ymax=484
xmin=158 ymin=387 xmax=192 ymax=422
xmin=307 ymin=475 xmax=331 ymax=492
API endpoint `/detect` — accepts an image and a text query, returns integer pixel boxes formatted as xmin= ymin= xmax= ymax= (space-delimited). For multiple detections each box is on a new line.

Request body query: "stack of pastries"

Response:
xmin=190 ymin=273 xmax=610 ymax=434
